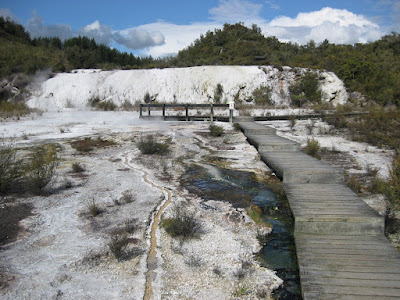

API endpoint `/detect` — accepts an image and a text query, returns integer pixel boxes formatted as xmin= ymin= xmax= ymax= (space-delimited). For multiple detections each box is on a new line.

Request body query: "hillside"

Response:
xmin=172 ymin=23 xmax=400 ymax=106
xmin=1 ymin=18 xmax=399 ymax=106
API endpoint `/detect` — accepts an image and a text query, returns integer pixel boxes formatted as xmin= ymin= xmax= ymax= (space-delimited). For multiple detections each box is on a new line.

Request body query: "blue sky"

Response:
xmin=1 ymin=0 xmax=399 ymax=57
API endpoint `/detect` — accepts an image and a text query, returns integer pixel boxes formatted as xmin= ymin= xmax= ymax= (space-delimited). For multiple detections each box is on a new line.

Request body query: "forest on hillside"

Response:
xmin=1 ymin=17 xmax=399 ymax=107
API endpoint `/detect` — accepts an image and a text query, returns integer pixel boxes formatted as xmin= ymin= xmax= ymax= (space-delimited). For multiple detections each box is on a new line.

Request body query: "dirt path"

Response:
xmin=122 ymin=151 xmax=172 ymax=300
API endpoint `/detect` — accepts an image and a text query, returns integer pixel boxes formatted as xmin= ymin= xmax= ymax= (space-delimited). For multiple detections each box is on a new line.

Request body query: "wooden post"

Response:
xmin=229 ymin=101 xmax=234 ymax=124
xmin=210 ymin=104 xmax=214 ymax=122
xmin=139 ymin=104 xmax=143 ymax=118
xmin=163 ymin=104 xmax=166 ymax=118
xmin=148 ymin=104 xmax=151 ymax=116
xmin=185 ymin=104 xmax=189 ymax=121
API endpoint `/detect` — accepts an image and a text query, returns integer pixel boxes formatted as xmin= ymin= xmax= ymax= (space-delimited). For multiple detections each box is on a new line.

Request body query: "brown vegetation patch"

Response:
xmin=0 ymin=199 xmax=33 ymax=246
xmin=70 ymin=137 xmax=117 ymax=153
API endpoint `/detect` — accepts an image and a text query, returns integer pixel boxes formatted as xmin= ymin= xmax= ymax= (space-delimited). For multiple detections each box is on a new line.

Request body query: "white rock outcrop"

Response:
xmin=27 ymin=66 xmax=348 ymax=110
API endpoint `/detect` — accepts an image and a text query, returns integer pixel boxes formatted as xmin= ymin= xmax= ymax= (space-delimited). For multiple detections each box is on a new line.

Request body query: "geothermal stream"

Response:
xmin=122 ymin=152 xmax=172 ymax=300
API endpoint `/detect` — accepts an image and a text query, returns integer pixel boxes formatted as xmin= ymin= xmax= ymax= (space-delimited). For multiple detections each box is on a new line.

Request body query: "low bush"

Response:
xmin=233 ymin=123 xmax=241 ymax=131
xmin=289 ymin=71 xmax=321 ymax=107
xmin=161 ymin=205 xmax=201 ymax=239
xmin=373 ymin=154 xmax=400 ymax=209
xmin=97 ymin=100 xmax=117 ymax=111
xmin=71 ymin=162 xmax=85 ymax=173
xmin=88 ymin=97 xmax=117 ymax=111
xmin=184 ymin=254 xmax=202 ymax=268
xmin=0 ymin=141 xmax=24 ymax=194
xmin=124 ymin=218 xmax=139 ymax=234
xmin=1 ymin=142 xmax=59 ymax=195
xmin=108 ymin=233 xmax=128 ymax=261
xmin=304 ymin=138 xmax=320 ymax=159
xmin=71 ymin=137 xmax=116 ymax=153
xmin=252 ymin=85 xmax=272 ymax=106
xmin=120 ymin=190 xmax=135 ymax=203
xmin=137 ymin=135 xmax=169 ymax=155
xmin=24 ymin=144 xmax=59 ymax=194
xmin=87 ymin=198 xmax=102 ymax=217
xmin=346 ymin=174 xmax=364 ymax=194
xmin=0 ymin=100 xmax=31 ymax=119
xmin=209 ymin=124 xmax=224 ymax=137
xmin=347 ymin=107 xmax=400 ymax=152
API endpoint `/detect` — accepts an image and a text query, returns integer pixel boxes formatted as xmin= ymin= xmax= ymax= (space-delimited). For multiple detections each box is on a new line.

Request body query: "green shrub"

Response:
xmin=347 ymin=107 xmax=400 ymax=152
xmin=252 ymin=85 xmax=272 ymax=106
xmin=346 ymin=175 xmax=364 ymax=194
xmin=304 ymin=138 xmax=320 ymax=159
xmin=88 ymin=97 xmax=117 ymax=111
xmin=161 ymin=205 xmax=201 ymax=239
xmin=137 ymin=135 xmax=169 ymax=155
xmin=25 ymin=144 xmax=59 ymax=194
xmin=383 ymin=154 xmax=400 ymax=209
xmin=120 ymin=190 xmax=135 ymax=203
xmin=0 ymin=101 xmax=31 ymax=119
xmin=87 ymin=198 xmax=102 ymax=217
xmin=233 ymin=123 xmax=241 ymax=131
xmin=209 ymin=124 xmax=224 ymax=137
xmin=71 ymin=162 xmax=85 ymax=173
xmin=214 ymin=83 xmax=224 ymax=104
xmin=289 ymin=71 xmax=321 ymax=107
xmin=97 ymin=100 xmax=117 ymax=111
xmin=0 ymin=141 xmax=24 ymax=194
xmin=108 ymin=233 xmax=128 ymax=261
xmin=124 ymin=218 xmax=139 ymax=234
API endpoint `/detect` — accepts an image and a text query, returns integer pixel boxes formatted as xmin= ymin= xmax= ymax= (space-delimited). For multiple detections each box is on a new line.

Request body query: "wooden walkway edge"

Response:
xmin=238 ymin=121 xmax=400 ymax=300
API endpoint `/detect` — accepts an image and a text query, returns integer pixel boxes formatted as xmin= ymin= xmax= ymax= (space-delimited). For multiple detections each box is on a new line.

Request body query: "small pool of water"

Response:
xmin=181 ymin=164 xmax=302 ymax=299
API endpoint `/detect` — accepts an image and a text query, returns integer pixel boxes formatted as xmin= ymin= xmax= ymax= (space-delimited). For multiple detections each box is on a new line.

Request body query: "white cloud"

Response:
xmin=262 ymin=7 xmax=383 ymax=44
xmin=269 ymin=7 xmax=377 ymax=27
xmin=209 ymin=0 xmax=263 ymax=23
xmin=25 ymin=12 xmax=73 ymax=40
xmin=137 ymin=22 xmax=221 ymax=57
xmin=114 ymin=28 xmax=165 ymax=50
xmin=78 ymin=20 xmax=113 ymax=45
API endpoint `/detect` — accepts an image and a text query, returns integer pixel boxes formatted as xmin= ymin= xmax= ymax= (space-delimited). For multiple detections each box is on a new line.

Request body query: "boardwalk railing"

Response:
xmin=139 ymin=103 xmax=368 ymax=122
xmin=139 ymin=103 xmax=232 ymax=122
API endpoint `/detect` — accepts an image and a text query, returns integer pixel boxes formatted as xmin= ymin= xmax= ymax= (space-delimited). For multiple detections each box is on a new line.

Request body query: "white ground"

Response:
xmin=0 ymin=110 xmax=282 ymax=300
xmin=1 ymin=107 xmax=394 ymax=299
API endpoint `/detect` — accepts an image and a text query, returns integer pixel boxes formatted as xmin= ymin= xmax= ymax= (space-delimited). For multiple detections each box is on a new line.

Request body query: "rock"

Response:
xmin=11 ymin=73 xmax=30 ymax=89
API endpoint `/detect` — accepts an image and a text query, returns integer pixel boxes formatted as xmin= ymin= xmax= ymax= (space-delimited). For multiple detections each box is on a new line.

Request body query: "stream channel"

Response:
xmin=181 ymin=163 xmax=302 ymax=299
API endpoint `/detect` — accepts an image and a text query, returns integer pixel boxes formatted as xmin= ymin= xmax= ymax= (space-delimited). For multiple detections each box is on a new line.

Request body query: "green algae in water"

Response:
xmin=180 ymin=164 xmax=302 ymax=299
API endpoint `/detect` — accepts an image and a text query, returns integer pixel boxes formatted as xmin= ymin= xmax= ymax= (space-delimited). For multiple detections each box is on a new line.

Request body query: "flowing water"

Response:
xmin=181 ymin=164 xmax=302 ymax=299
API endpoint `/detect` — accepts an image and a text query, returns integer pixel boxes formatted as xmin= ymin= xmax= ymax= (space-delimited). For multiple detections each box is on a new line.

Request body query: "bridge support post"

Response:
xmin=210 ymin=104 xmax=214 ymax=122
xmin=162 ymin=104 xmax=166 ymax=119
xmin=147 ymin=104 xmax=151 ymax=116
xmin=229 ymin=101 xmax=234 ymax=124
xmin=139 ymin=104 xmax=143 ymax=118
xmin=185 ymin=104 xmax=189 ymax=121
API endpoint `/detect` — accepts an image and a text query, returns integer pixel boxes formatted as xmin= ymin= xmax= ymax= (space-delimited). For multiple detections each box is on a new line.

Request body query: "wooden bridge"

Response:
xmin=238 ymin=121 xmax=400 ymax=299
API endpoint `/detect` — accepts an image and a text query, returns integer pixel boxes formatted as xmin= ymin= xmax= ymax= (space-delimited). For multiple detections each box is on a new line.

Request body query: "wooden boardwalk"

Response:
xmin=238 ymin=121 xmax=400 ymax=299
